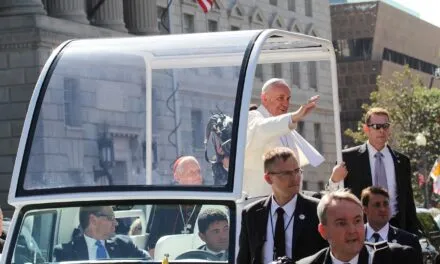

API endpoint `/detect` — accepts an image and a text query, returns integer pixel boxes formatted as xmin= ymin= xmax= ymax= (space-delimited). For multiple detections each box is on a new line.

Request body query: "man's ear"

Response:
xmin=264 ymin=173 xmax=272 ymax=184
xmin=363 ymin=206 xmax=368 ymax=216
xmin=318 ymin=223 xmax=327 ymax=240
xmin=362 ymin=124 xmax=368 ymax=134
xmin=261 ymin=93 xmax=266 ymax=102
xmin=198 ymin=232 xmax=206 ymax=242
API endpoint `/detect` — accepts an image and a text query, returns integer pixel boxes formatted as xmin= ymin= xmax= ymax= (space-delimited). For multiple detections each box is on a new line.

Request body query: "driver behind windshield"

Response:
xmin=197 ymin=208 xmax=229 ymax=261
xmin=53 ymin=206 xmax=151 ymax=261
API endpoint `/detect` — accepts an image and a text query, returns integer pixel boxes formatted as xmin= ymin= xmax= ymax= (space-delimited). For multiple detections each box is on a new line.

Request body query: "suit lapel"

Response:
xmin=387 ymin=225 xmax=398 ymax=243
xmin=358 ymin=245 xmax=369 ymax=264
xmin=106 ymin=239 xmax=118 ymax=258
xmin=291 ymin=194 xmax=305 ymax=256
xmin=358 ymin=144 xmax=373 ymax=187
xmin=73 ymin=236 xmax=90 ymax=260
xmin=387 ymin=146 xmax=404 ymax=213
xmin=253 ymin=196 xmax=271 ymax=261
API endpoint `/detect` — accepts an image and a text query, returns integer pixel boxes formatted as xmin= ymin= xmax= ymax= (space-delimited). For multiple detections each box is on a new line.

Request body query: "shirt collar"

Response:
xmin=366 ymin=222 xmax=389 ymax=241
xmin=330 ymin=251 xmax=359 ymax=264
xmin=204 ymin=246 xmax=226 ymax=255
xmin=366 ymin=141 xmax=389 ymax=157
xmin=84 ymin=234 xmax=105 ymax=248
xmin=270 ymin=194 xmax=297 ymax=218
xmin=257 ymin=105 xmax=271 ymax=117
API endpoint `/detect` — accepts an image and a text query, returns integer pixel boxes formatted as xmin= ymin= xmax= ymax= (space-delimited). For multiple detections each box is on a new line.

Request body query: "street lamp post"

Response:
xmin=415 ymin=133 xmax=429 ymax=208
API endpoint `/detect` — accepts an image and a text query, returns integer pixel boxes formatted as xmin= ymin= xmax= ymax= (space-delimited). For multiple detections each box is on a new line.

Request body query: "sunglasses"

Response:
xmin=367 ymin=123 xmax=391 ymax=130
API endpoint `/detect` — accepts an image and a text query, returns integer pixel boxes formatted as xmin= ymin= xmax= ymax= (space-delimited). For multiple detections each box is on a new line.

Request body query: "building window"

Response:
xmin=270 ymin=0 xmax=278 ymax=5
xmin=64 ymin=78 xmax=81 ymax=127
xmin=157 ymin=6 xmax=169 ymax=34
xmin=307 ymin=61 xmax=317 ymax=90
xmin=333 ymin=38 xmax=373 ymax=60
xmin=318 ymin=181 xmax=325 ymax=191
xmin=183 ymin=13 xmax=195 ymax=33
xmin=303 ymin=180 xmax=308 ymax=190
xmin=382 ymin=48 xmax=438 ymax=75
xmin=191 ymin=109 xmax=204 ymax=149
xmin=231 ymin=25 xmax=240 ymax=31
xmin=297 ymin=121 xmax=304 ymax=136
xmin=288 ymin=0 xmax=296 ymax=11
xmin=255 ymin=64 xmax=263 ymax=80
xmin=314 ymin=123 xmax=322 ymax=152
xmin=305 ymin=0 xmax=313 ymax=17
xmin=273 ymin=63 xmax=282 ymax=77
xmin=291 ymin=62 xmax=300 ymax=88
xmin=208 ymin=19 xmax=218 ymax=32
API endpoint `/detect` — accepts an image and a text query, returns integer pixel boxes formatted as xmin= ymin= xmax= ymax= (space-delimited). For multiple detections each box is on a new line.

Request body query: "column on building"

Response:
xmin=123 ymin=0 xmax=159 ymax=35
xmin=44 ymin=0 xmax=88 ymax=24
xmin=88 ymin=0 xmax=127 ymax=32
xmin=0 ymin=0 xmax=46 ymax=15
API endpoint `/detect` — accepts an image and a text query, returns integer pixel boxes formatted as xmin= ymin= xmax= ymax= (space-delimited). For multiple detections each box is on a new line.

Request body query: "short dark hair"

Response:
xmin=197 ymin=208 xmax=228 ymax=233
xmin=79 ymin=206 xmax=109 ymax=230
xmin=361 ymin=186 xmax=389 ymax=207
xmin=263 ymin=147 xmax=297 ymax=173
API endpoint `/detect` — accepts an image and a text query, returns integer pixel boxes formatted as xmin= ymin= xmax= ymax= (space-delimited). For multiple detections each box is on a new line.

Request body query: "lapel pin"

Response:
xmin=299 ymin=214 xmax=305 ymax=220
xmin=391 ymin=239 xmax=397 ymax=243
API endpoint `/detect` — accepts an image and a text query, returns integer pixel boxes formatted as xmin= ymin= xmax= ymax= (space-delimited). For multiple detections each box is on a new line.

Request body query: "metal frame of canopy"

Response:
xmin=9 ymin=29 xmax=341 ymax=206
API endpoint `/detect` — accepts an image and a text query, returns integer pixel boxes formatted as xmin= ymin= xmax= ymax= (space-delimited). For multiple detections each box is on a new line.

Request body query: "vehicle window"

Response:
xmin=9 ymin=202 xmax=233 ymax=263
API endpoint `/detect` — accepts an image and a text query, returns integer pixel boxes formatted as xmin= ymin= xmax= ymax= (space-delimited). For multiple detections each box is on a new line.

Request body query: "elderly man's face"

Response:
xmin=91 ymin=206 xmax=118 ymax=240
xmin=262 ymin=83 xmax=291 ymax=116
xmin=176 ymin=159 xmax=202 ymax=185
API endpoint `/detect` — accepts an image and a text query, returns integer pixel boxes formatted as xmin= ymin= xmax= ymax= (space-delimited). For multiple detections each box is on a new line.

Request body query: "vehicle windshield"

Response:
xmin=19 ymin=31 xmax=255 ymax=194
xmin=9 ymin=202 xmax=233 ymax=263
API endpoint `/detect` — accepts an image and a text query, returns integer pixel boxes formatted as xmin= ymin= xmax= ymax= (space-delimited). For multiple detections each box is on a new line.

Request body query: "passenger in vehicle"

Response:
xmin=244 ymin=78 xmax=324 ymax=197
xmin=197 ymin=208 xmax=229 ymax=260
xmin=205 ymin=113 xmax=232 ymax=186
xmin=237 ymin=147 xmax=327 ymax=264
xmin=361 ymin=186 xmax=422 ymax=262
xmin=147 ymin=156 xmax=203 ymax=257
xmin=128 ymin=218 xmax=143 ymax=236
xmin=53 ymin=206 xmax=151 ymax=261
xmin=296 ymin=189 xmax=419 ymax=264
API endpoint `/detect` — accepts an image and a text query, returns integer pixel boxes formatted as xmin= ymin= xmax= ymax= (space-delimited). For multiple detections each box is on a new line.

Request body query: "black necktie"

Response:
xmin=274 ymin=207 xmax=286 ymax=258
xmin=372 ymin=232 xmax=381 ymax=242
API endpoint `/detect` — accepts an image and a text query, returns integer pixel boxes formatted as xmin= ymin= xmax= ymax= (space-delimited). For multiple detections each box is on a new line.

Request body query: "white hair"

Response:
xmin=261 ymin=78 xmax=290 ymax=94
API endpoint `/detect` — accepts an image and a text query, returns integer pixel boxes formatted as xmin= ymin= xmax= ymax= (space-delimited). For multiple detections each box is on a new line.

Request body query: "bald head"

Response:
xmin=174 ymin=156 xmax=202 ymax=185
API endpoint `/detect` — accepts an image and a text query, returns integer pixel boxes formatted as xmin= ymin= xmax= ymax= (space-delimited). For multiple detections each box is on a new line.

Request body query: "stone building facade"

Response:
xmin=331 ymin=1 xmax=440 ymax=146
xmin=0 ymin=0 xmax=334 ymax=215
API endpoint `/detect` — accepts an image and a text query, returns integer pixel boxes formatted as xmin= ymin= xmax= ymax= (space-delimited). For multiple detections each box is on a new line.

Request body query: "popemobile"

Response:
xmin=1 ymin=29 xmax=344 ymax=263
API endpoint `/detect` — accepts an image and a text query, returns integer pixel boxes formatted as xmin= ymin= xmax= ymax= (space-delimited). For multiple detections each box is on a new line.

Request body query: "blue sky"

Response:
xmin=393 ymin=0 xmax=440 ymax=27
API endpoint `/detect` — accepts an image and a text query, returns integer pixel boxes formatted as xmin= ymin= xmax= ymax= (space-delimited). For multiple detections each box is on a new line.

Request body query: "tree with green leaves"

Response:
xmin=345 ymin=66 xmax=440 ymax=206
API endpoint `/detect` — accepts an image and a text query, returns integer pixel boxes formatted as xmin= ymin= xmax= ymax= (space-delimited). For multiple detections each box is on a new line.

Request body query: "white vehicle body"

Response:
xmin=2 ymin=29 xmax=341 ymax=263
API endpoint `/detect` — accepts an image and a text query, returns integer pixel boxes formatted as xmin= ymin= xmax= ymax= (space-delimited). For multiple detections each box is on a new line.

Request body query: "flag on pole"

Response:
xmin=430 ymin=157 xmax=440 ymax=194
xmin=197 ymin=0 xmax=214 ymax=13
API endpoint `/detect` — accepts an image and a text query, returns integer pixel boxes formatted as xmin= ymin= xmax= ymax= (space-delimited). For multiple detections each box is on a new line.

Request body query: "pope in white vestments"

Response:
xmin=244 ymin=78 xmax=325 ymax=197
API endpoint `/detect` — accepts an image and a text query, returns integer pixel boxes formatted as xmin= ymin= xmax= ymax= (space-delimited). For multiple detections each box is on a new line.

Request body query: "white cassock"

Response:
xmin=243 ymin=105 xmax=325 ymax=197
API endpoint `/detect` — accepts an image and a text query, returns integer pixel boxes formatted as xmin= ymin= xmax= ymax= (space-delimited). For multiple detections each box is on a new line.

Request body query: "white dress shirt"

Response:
xmin=366 ymin=142 xmax=398 ymax=216
xmin=330 ymin=251 xmax=360 ymax=264
xmin=328 ymin=142 xmax=398 ymax=216
xmin=84 ymin=234 xmax=109 ymax=260
xmin=365 ymin=222 xmax=389 ymax=243
xmin=262 ymin=195 xmax=297 ymax=264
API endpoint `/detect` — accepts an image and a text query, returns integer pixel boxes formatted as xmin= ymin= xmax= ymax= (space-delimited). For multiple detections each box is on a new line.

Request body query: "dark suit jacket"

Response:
xmin=53 ymin=234 xmax=151 ymax=261
xmin=237 ymin=194 xmax=328 ymax=264
xmin=147 ymin=204 xmax=202 ymax=249
xmin=342 ymin=143 xmax=420 ymax=234
xmin=387 ymin=225 xmax=422 ymax=263
xmin=296 ymin=242 xmax=420 ymax=264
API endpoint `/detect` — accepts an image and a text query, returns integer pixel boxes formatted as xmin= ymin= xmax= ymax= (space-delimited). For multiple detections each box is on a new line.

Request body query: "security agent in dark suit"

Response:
xmin=328 ymin=107 xmax=421 ymax=235
xmin=53 ymin=206 xmax=151 ymax=261
xmin=296 ymin=189 xmax=419 ymax=264
xmin=361 ymin=186 xmax=422 ymax=263
xmin=237 ymin=147 xmax=327 ymax=264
